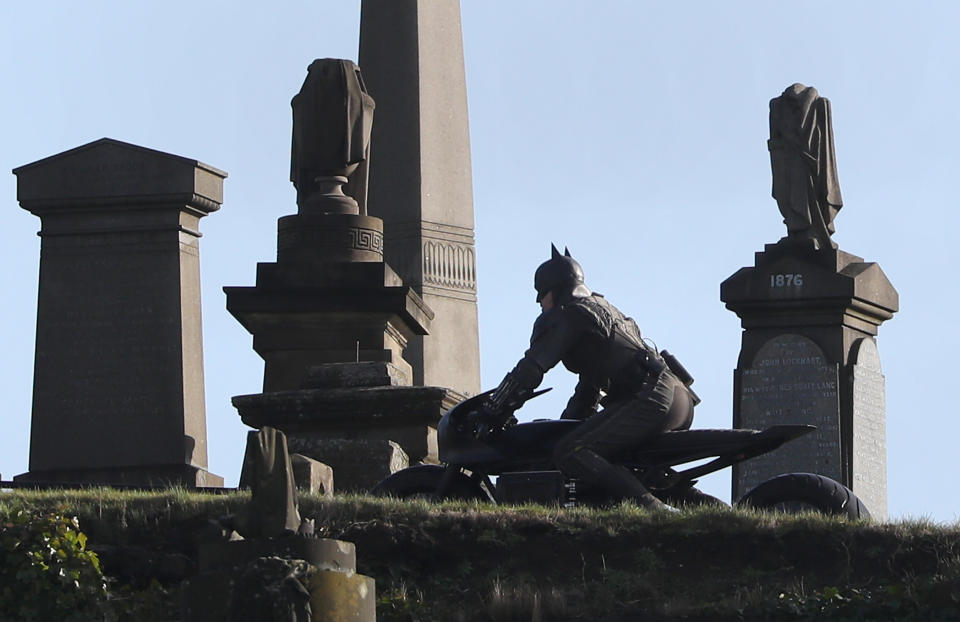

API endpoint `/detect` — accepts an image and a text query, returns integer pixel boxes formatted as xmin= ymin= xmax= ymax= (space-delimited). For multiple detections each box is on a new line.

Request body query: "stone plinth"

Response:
xmin=225 ymin=228 xmax=433 ymax=393
xmin=233 ymin=361 xmax=463 ymax=491
xmin=359 ymin=0 xmax=482 ymax=395
xmin=722 ymin=242 xmax=897 ymax=518
xmin=13 ymin=138 xmax=224 ymax=487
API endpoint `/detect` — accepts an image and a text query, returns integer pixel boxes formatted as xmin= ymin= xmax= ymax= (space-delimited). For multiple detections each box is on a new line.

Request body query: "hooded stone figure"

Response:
xmin=768 ymin=83 xmax=843 ymax=249
xmin=236 ymin=426 xmax=301 ymax=539
xmin=290 ymin=58 xmax=375 ymax=212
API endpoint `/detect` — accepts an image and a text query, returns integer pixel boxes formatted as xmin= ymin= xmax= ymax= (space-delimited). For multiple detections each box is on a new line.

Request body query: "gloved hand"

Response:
xmin=470 ymin=403 xmax=515 ymax=441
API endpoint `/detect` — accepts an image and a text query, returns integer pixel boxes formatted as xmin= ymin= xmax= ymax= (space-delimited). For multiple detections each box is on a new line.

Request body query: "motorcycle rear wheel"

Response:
xmin=370 ymin=464 xmax=493 ymax=502
xmin=736 ymin=473 xmax=871 ymax=520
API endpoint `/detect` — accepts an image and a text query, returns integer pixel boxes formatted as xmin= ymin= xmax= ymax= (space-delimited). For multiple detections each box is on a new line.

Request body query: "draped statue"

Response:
xmin=290 ymin=59 xmax=375 ymax=213
xmin=768 ymin=83 xmax=843 ymax=249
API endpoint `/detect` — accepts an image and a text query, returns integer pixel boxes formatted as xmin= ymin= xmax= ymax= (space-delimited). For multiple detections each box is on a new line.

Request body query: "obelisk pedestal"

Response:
xmin=13 ymin=138 xmax=225 ymax=487
xmin=722 ymin=242 xmax=897 ymax=517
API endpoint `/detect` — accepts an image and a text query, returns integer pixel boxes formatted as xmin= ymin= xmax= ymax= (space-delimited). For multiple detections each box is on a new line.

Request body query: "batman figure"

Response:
xmin=483 ymin=245 xmax=695 ymax=510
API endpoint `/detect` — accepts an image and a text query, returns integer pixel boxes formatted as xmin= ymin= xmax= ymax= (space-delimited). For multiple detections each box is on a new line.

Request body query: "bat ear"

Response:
xmin=564 ymin=247 xmax=572 ymax=257
xmin=551 ymin=244 xmax=561 ymax=260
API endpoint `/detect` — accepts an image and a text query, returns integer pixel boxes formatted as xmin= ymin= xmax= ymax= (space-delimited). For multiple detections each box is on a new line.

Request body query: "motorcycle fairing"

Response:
xmin=440 ymin=418 xmax=581 ymax=466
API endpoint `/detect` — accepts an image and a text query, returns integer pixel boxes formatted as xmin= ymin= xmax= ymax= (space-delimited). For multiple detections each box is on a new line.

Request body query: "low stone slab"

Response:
xmin=292 ymin=453 xmax=334 ymax=496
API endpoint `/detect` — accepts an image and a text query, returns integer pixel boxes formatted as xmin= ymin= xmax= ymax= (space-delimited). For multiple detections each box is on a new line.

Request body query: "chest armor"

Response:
xmin=560 ymin=296 xmax=650 ymax=390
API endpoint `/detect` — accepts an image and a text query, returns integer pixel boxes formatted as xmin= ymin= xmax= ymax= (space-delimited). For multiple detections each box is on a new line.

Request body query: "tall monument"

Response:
xmin=722 ymin=84 xmax=897 ymax=518
xmin=13 ymin=139 xmax=225 ymax=487
xmin=226 ymin=60 xmax=463 ymax=491
xmin=358 ymin=0 xmax=481 ymax=396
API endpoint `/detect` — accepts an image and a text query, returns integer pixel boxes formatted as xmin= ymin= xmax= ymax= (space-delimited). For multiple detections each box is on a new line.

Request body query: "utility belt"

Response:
xmin=635 ymin=348 xmax=668 ymax=387
xmin=601 ymin=348 xmax=668 ymax=405
xmin=602 ymin=348 xmax=700 ymax=406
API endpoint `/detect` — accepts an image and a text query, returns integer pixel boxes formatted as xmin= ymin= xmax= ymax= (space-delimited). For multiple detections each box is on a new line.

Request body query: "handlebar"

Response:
xmin=467 ymin=387 xmax=552 ymax=440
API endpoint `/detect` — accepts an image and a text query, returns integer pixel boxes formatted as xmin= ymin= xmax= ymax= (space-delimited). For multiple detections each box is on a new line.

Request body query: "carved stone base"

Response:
xmin=13 ymin=464 xmax=223 ymax=488
xmin=225 ymin=261 xmax=432 ymax=393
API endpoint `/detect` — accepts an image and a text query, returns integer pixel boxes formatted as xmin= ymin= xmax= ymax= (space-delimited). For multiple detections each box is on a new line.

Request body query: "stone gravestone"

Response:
xmin=13 ymin=139 xmax=224 ymax=487
xmin=359 ymin=0 xmax=482 ymax=396
xmin=735 ymin=334 xmax=842 ymax=493
xmin=722 ymin=84 xmax=897 ymax=518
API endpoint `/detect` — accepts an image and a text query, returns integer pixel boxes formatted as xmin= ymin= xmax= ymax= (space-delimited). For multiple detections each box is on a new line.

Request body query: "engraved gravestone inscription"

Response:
xmin=735 ymin=334 xmax=841 ymax=499
xmin=851 ymin=337 xmax=887 ymax=519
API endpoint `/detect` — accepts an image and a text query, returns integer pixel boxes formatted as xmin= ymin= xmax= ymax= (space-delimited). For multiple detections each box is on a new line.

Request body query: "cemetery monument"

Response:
xmin=721 ymin=84 xmax=898 ymax=518
xmin=12 ymin=139 xmax=225 ymax=487
xmin=226 ymin=58 xmax=464 ymax=491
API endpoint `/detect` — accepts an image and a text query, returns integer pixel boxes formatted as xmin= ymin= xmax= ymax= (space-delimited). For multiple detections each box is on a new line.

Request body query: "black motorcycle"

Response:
xmin=372 ymin=388 xmax=870 ymax=519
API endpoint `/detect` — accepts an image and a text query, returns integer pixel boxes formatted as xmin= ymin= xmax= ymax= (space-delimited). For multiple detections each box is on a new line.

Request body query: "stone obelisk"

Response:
xmin=359 ymin=0 xmax=481 ymax=396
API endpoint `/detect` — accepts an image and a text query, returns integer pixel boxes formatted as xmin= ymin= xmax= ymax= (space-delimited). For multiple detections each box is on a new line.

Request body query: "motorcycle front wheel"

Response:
xmin=370 ymin=464 xmax=493 ymax=502
xmin=736 ymin=473 xmax=871 ymax=520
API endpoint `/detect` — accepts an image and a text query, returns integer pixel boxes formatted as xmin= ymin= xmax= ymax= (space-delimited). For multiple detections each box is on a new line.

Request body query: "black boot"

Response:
xmin=597 ymin=463 xmax=671 ymax=510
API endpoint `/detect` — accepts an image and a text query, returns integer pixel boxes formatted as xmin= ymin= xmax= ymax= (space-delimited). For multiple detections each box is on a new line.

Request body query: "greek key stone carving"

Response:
xmin=348 ymin=227 xmax=384 ymax=253
xmin=276 ymin=224 xmax=383 ymax=259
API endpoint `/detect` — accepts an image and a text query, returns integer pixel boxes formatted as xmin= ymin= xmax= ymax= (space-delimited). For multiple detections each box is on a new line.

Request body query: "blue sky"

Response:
xmin=2 ymin=2 xmax=957 ymax=521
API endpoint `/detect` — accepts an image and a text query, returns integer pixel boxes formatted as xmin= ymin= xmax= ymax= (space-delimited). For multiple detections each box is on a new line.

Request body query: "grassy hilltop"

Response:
xmin=1 ymin=489 xmax=959 ymax=621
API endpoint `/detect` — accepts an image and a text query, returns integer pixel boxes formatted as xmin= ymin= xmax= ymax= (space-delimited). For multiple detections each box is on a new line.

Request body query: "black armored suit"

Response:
xmin=486 ymin=246 xmax=694 ymax=509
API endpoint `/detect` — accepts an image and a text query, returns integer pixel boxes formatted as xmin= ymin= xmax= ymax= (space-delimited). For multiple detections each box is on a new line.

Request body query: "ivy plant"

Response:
xmin=0 ymin=509 xmax=107 ymax=621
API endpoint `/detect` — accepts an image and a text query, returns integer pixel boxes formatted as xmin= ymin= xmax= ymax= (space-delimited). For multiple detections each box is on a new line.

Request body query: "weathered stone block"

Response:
xmin=310 ymin=569 xmax=377 ymax=622
xmin=286 ymin=438 xmax=408 ymax=492
xmin=304 ymin=361 xmax=409 ymax=389
xmin=292 ymin=453 xmax=334 ymax=496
